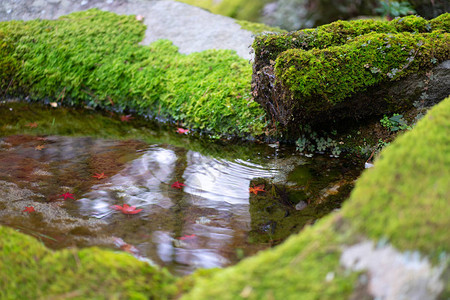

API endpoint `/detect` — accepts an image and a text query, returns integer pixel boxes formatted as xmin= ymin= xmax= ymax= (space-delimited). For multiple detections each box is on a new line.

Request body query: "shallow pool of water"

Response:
xmin=0 ymin=101 xmax=362 ymax=275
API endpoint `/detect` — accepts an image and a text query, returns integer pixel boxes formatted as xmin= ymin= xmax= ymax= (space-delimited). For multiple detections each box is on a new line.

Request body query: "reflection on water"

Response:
xmin=0 ymin=135 xmax=280 ymax=274
xmin=0 ymin=134 xmax=360 ymax=275
xmin=77 ymin=145 xmax=277 ymax=274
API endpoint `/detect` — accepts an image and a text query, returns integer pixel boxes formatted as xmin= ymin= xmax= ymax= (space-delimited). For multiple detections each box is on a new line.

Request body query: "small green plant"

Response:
xmin=375 ymin=1 xmax=416 ymax=19
xmin=377 ymin=139 xmax=391 ymax=149
xmin=295 ymin=125 xmax=341 ymax=157
xmin=380 ymin=113 xmax=411 ymax=131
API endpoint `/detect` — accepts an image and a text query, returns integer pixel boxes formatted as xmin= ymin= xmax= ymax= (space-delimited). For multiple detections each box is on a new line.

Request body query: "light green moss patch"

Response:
xmin=176 ymin=0 xmax=268 ymax=22
xmin=0 ymin=9 xmax=266 ymax=138
xmin=0 ymin=225 xmax=178 ymax=299
xmin=236 ymin=20 xmax=287 ymax=34
xmin=342 ymin=96 xmax=450 ymax=258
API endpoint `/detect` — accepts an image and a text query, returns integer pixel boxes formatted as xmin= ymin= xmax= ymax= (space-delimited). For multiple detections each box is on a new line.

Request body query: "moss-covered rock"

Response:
xmin=0 ymin=225 xmax=178 ymax=299
xmin=0 ymin=9 xmax=266 ymax=138
xmin=236 ymin=20 xmax=287 ymax=34
xmin=253 ymin=14 xmax=449 ymax=70
xmin=182 ymin=96 xmax=450 ymax=299
xmin=176 ymin=0 xmax=269 ymax=23
xmin=252 ymin=14 xmax=449 ymax=133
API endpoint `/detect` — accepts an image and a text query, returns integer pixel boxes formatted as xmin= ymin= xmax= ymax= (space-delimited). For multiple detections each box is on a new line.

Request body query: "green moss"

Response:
xmin=0 ymin=30 xmax=19 ymax=91
xmin=276 ymin=31 xmax=449 ymax=107
xmin=182 ymin=97 xmax=450 ymax=299
xmin=183 ymin=216 xmax=358 ymax=300
xmin=0 ymin=225 xmax=178 ymax=299
xmin=0 ymin=9 xmax=266 ymax=138
xmin=176 ymin=0 xmax=269 ymax=22
xmin=236 ymin=20 xmax=287 ymax=34
xmin=429 ymin=13 xmax=450 ymax=32
xmin=342 ymin=96 xmax=450 ymax=258
xmin=253 ymin=14 xmax=449 ymax=70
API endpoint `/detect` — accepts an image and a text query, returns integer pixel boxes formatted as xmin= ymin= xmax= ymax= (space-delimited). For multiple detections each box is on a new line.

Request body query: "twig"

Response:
xmin=2 ymin=78 xmax=14 ymax=97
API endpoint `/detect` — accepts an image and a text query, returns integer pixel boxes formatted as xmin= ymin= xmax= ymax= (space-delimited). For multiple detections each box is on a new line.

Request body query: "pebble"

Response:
xmin=295 ymin=200 xmax=307 ymax=210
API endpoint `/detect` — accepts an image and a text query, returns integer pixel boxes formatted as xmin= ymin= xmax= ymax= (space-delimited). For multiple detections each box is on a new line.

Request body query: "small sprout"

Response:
xmin=419 ymin=92 xmax=429 ymax=101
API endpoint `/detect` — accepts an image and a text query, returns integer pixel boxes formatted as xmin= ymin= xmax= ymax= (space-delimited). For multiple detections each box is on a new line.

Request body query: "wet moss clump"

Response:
xmin=0 ymin=9 xmax=266 ymax=138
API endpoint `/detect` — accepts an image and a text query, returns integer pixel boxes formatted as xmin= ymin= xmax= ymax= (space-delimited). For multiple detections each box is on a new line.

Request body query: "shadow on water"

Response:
xmin=0 ymin=100 xmax=363 ymax=275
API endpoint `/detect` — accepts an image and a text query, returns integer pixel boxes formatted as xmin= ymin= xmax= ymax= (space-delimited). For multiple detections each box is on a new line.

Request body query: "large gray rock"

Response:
xmin=0 ymin=0 xmax=255 ymax=59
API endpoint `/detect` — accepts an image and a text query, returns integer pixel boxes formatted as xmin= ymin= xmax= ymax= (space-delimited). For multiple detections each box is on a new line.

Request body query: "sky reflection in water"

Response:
xmin=77 ymin=145 xmax=278 ymax=274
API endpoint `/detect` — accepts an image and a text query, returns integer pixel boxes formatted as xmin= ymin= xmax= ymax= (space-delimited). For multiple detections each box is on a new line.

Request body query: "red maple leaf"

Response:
xmin=249 ymin=184 xmax=265 ymax=195
xmin=178 ymin=234 xmax=196 ymax=240
xmin=92 ymin=172 xmax=107 ymax=179
xmin=59 ymin=192 xmax=75 ymax=200
xmin=171 ymin=181 xmax=186 ymax=189
xmin=25 ymin=122 xmax=38 ymax=128
xmin=176 ymin=128 xmax=189 ymax=134
xmin=113 ymin=237 xmax=140 ymax=255
xmin=120 ymin=115 xmax=133 ymax=122
xmin=23 ymin=206 xmax=35 ymax=213
xmin=112 ymin=204 xmax=143 ymax=214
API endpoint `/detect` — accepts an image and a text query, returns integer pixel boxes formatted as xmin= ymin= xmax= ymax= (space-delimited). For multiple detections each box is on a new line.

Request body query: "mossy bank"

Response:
xmin=252 ymin=14 xmax=450 ymax=133
xmin=0 ymin=9 xmax=266 ymax=139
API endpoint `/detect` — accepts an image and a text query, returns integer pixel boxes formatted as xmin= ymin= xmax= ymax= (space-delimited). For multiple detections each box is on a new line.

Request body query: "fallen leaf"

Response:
xmin=112 ymin=204 xmax=142 ymax=214
xmin=113 ymin=237 xmax=139 ymax=254
xmin=92 ymin=172 xmax=107 ymax=179
xmin=249 ymin=184 xmax=265 ymax=195
xmin=178 ymin=234 xmax=196 ymax=240
xmin=25 ymin=122 xmax=38 ymax=128
xmin=59 ymin=192 xmax=75 ymax=200
xmin=35 ymin=145 xmax=46 ymax=151
xmin=23 ymin=206 xmax=35 ymax=213
xmin=120 ymin=115 xmax=133 ymax=122
xmin=176 ymin=128 xmax=189 ymax=134
xmin=171 ymin=181 xmax=186 ymax=189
